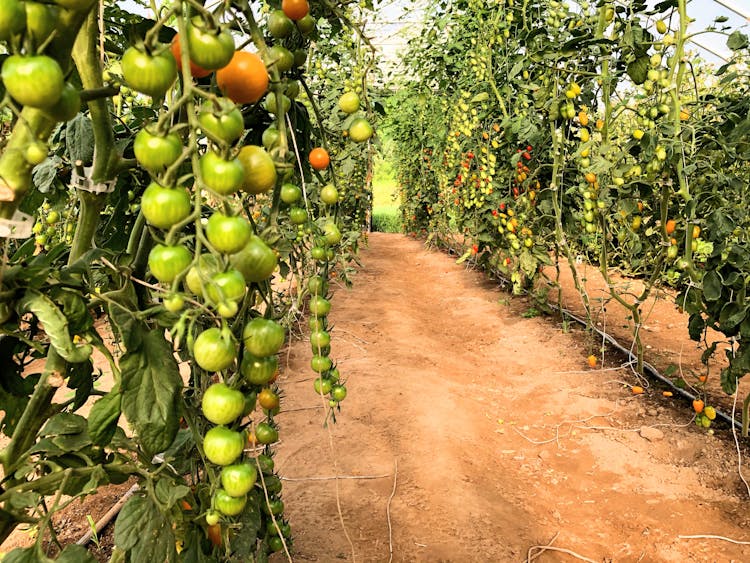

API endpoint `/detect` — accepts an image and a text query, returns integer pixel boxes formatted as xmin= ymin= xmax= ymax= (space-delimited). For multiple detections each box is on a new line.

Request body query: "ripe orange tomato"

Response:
xmin=281 ymin=0 xmax=309 ymax=20
xmin=692 ymin=399 xmax=704 ymax=413
xmin=665 ymin=219 xmax=676 ymax=235
xmin=309 ymin=147 xmax=330 ymax=170
xmin=171 ymin=34 xmax=211 ymax=78
xmin=216 ymin=51 xmax=268 ymax=104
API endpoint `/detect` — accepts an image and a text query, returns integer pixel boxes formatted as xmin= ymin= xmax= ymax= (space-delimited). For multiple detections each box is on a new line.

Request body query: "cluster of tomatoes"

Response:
xmin=115 ymin=0 xmax=364 ymax=554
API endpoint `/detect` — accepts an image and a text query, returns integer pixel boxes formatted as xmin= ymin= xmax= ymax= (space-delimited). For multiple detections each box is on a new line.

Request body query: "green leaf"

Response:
xmin=2 ymin=547 xmax=37 ymax=563
xmin=154 ymin=479 xmax=191 ymax=508
xmin=626 ymin=55 xmax=650 ymax=85
xmin=31 ymin=155 xmax=62 ymax=194
xmin=57 ymin=545 xmax=98 ymax=563
xmin=16 ymin=290 xmax=93 ymax=363
xmin=470 ymin=92 xmax=489 ymax=103
xmin=702 ymin=270 xmax=722 ymax=301
xmin=718 ymin=302 xmax=746 ymax=334
xmin=114 ymin=495 xmax=177 ymax=562
xmin=41 ymin=413 xmax=87 ymax=436
xmin=105 ymin=281 xmax=144 ymax=352
xmin=66 ymin=114 xmax=95 ymax=165
xmin=120 ymin=330 xmax=182 ymax=456
xmin=88 ymin=388 xmax=122 ymax=446
xmin=688 ymin=313 xmax=705 ymax=341
xmin=67 ymin=360 xmax=94 ymax=410
xmin=230 ymin=489 xmax=263 ymax=557
xmin=727 ymin=31 xmax=749 ymax=51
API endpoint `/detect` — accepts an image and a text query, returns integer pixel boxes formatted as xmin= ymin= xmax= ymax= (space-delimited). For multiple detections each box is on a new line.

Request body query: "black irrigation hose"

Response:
xmin=436 ymin=236 xmax=743 ymax=432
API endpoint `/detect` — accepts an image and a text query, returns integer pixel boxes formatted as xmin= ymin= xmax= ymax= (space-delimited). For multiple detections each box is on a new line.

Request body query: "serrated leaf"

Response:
xmin=727 ymin=30 xmax=749 ymax=51
xmin=688 ymin=313 xmax=706 ymax=341
xmin=31 ymin=155 xmax=62 ymax=193
xmin=88 ymin=388 xmax=122 ymax=446
xmin=114 ymin=495 xmax=177 ymax=562
xmin=120 ymin=330 xmax=181 ymax=456
xmin=154 ymin=479 xmax=191 ymax=508
xmin=17 ymin=290 xmax=92 ymax=363
xmin=702 ymin=270 xmax=722 ymax=301
xmin=66 ymin=114 xmax=95 ymax=165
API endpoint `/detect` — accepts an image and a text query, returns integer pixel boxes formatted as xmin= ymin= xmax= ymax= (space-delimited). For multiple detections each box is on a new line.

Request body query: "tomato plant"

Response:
xmin=0 ymin=0 xmax=374 ymax=559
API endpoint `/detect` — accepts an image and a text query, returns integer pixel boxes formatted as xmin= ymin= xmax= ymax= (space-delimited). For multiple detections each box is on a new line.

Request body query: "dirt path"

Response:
xmin=274 ymin=233 xmax=750 ymax=562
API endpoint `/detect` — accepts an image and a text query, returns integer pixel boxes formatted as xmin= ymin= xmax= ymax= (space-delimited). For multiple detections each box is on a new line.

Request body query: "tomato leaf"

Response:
xmin=88 ymin=387 xmax=122 ymax=446
xmin=229 ymin=489 xmax=263 ymax=557
xmin=105 ymin=283 xmax=144 ymax=352
xmin=31 ymin=155 xmax=62 ymax=194
xmin=56 ymin=545 xmax=98 ymax=563
xmin=120 ymin=330 xmax=181 ymax=457
xmin=66 ymin=114 xmax=95 ymax=165
xmin=154 ymin=479 xmax=191 ymax=508
xmin=727 ymin=31 xmax=749 ymax=52
xmin=702 ymin=270 xmax=722 ymax=302
xmin=1 ymin=547 xmax=38 ymax=563
xmin=114 ymin=494 xmax=177 ymax=562
xmin=16 ymin=290 xmax=93 ymax=363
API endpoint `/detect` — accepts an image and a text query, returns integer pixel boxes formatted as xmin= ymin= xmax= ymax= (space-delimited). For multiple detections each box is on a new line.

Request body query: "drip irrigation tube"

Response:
xmin=436 ymin=236 xmax=743 ymax=432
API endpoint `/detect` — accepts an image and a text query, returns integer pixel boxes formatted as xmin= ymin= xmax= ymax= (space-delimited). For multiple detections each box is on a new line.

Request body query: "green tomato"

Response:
xmin=313 ymin=377 xmax=332 ymax=395
xmin=338 ymin=92 xmax=360 ymax=114
xmin=44 ymin=82 xmax=80 ymax=122
xmin=134 ymin=128 xmax=182 ymax=173
xmin=348 ymin=117 xmax=373 ymax=143
xmin=323 ymin=221 xmax=342 ymax=245
xmin=0 ymin=0 xmax=26 ymax=41
xmin=140 ymin=183 xmax=192 ymax=229
xmin=242 ymin=317 xmax=285 ymax=357
xmin=307 ymin=275 xmax=328 ymax=296
xmin=199 ymin=152 xmax=245 ymax=196
xmin=267 ymin=9 xmax=294 ymax=38
xmin=185 ymin=254 xmax=220 ymax=295
xmin=198 ymin=99 xmax=244 ymax=144
xmin=311 ymin=355 xmax=332 ymax=373
xmin=121 ymin=46 xmax=177 ymax=98
xmin=331 ymin=384 xmax=347 ymax=402
xmin=206 ymin=212 xmax=252 ymax=254
xmin=264 ymin=92 xmax=291 ymax=116
xmin=203 ymin=426 xmax=244 ymax=466
xmin=240 ymin=353 xmax=278 ymax=385
xmin=280 ymin=183 xmax=302 ymax=204
xmin=193 ymin=327 xmax=236 ymax=372
xmin=148 ymin=244 xmax=192 ymax=283
xmin=214 ymin=488 xmax=247 ymax=516
xmin=268 ymin=45 xmax=294 ymax=73
xmin=2 ymin=55 xmax=64 ymax=108
xmin=320 ymin=184 xmax=338 ymax=205
xmin=187 ymin=22 xmax=235 ymax=71
xmin=220 ymin=463 xmax=257 ymax=497
xmin=25 ymin=2 xmax=59 ymax=48
xmin=289 ymin=207 xmax=307 ymax=225
xmin=202 ymin=382 xmax=245 ymax=425
xmin=254 ymin=422 xmax=278 ymax=444
xmin=206 ymin=270 xmax=247 ymax=305
xmin=309 ymin=296 xmax=331 ymax=316
xmin=230 ymin=235 xmax=278 ymax=283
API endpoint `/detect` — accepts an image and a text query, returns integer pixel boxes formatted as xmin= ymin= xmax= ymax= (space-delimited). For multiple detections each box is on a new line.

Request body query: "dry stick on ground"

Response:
xmin=76 ymin=484 xmax=139 ymax=546
xmin=678 ymin=534 xmax=750 ymax=545
xmin=386 ymin=458 xmax=398 ymax=563
xmin=512 ymin=411 xmax=617 ymax=447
